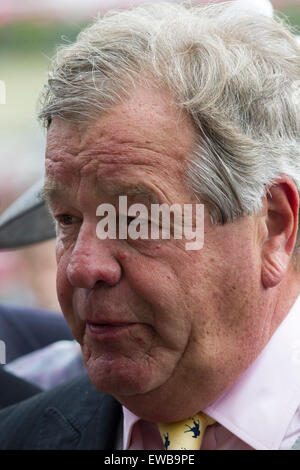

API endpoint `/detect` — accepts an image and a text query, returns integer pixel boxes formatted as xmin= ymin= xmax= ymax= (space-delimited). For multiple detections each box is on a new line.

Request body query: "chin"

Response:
xmin=84 ymin=353 xmax=159 ymax=397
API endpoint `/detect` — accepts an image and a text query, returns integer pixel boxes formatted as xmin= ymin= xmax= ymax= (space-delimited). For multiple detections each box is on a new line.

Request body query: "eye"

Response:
xmin=56 ymin=214 xmax=79 ymax=227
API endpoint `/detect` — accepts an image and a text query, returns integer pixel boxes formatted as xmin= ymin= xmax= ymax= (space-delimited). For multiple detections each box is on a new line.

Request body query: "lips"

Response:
xmin=86 ymin=320 xmax=135 ymax=337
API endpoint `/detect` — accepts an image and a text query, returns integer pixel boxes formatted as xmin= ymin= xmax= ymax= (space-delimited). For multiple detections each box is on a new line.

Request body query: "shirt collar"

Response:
xmin=122 ymin=295 xmax=300 ymax=450
xmin=122 ymin=406 xmax=140 ymax=450
xmin=204 ymin=294 xmax=300 ymax=450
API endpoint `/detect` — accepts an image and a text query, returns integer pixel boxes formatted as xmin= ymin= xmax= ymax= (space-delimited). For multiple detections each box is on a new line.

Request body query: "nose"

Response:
xmin=66 ymin=223 xmax=122 ymax=289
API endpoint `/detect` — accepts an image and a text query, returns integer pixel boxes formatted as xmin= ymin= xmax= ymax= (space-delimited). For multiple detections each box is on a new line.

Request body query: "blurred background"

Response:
xmin=0 ymin=0 xmax=299 ymax=313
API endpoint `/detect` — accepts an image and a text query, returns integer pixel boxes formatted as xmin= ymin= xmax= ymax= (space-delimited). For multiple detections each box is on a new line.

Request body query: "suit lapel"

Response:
xmin=76 ymin=394 xmax=122 ymax=450
xmin=36 ymin=377 xmax=122 ymax=450
xmin=37 ymin=406 xmax=81 ymax=449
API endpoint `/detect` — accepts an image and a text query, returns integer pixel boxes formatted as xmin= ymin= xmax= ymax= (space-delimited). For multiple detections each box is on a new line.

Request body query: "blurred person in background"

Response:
xmin=0 ymin=367 xmax=42 ymax=409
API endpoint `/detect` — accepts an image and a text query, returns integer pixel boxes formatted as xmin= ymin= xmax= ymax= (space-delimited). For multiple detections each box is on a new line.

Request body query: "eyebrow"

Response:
xmin=40 ymin=180 xmax=163 ymax=207
xmin=39 ymin=180 xmax=67 ymax=207
xmin=102 ymin=182 xmax=163 ymax=205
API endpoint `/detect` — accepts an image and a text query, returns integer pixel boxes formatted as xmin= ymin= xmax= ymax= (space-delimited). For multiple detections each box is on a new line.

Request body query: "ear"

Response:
xmin=261 ymin=177 xmax=299 ymax=288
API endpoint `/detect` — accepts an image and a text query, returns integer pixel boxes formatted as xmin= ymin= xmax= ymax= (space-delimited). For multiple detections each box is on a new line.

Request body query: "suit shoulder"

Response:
xmin=0 ymin=374 xmax=106 ymax=449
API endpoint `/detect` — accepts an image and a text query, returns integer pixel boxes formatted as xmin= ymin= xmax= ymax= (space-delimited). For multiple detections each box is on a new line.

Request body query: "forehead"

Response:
xmin=45 ymin=86 xmax=196 ymax=198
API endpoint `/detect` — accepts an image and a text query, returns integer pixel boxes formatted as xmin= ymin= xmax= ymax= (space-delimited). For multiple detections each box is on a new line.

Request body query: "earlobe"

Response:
xmin=261 ymin=250 xmax=289 ymax=288
xmin=261 ymin=178 xmax=299 ymax=289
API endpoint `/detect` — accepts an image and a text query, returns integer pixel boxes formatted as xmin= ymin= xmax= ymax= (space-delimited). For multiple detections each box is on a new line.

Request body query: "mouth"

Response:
xmin=86 ymin=320 xmax=135 ymax=338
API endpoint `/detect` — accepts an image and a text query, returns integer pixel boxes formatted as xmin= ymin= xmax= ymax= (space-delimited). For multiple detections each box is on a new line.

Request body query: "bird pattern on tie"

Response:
xmin=158 ymin=412 xmax=215 ymax=450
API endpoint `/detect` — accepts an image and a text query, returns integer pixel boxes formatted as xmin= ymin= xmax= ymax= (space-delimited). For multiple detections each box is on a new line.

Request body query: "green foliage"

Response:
xmin=281 ymin=7 xmax=300 ymax=32
xmin=0 ymin=21 xmax=89 ymax=55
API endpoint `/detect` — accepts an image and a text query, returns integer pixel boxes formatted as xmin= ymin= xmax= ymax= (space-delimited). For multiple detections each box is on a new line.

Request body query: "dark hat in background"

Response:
xmin=0 ymin=178 xmax=56 ymax=249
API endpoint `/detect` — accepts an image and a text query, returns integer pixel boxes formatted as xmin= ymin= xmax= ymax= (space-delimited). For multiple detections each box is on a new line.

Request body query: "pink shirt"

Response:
xmin=122 ymin=295 xmax=300 ymax=450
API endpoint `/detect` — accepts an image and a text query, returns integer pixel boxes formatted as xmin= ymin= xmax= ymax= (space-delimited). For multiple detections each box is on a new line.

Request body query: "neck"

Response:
xmin=265 ymin=265 xmax=300 ymax=340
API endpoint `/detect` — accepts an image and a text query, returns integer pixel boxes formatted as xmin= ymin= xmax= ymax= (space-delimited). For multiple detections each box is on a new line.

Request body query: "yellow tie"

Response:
xmin=158 ymin=412 xmax=215 ymax=450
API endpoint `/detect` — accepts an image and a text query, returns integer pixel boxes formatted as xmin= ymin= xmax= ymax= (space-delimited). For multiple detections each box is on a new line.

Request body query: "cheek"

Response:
xmin=56 ymin=236 xmax=66 ymax=267
xmin=55 ymin=235 xmax=75 ymax=296
xmin=56 ymin=239 xmax=68 ymax=295
xmin=56 ymin=263 xmax=68 ymax=302
xmin=121 ymin=252 xmax=194 ymax=349
xmin=56 ymin=248 xmax=73 ymax=317
xmin=56 ymin=242 xmax=86 ymax=342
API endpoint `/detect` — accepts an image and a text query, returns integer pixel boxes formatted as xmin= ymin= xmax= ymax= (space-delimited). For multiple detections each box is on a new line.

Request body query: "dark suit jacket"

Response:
xmin=0 ymin=374 xmax=122 ymax=450
xmin=0 ymin=367 xmax=42 ymax=409
xmin=0 ymin=304 xmax=73 ymax=362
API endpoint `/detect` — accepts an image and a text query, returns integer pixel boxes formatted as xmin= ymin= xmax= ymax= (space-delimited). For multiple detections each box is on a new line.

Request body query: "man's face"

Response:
xmin=46 ymin=86 xmax=266 ymax=422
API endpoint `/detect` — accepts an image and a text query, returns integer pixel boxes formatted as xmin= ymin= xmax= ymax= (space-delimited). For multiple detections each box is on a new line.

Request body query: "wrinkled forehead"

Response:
xmin=44 ymin=87 xmax=197 ymax=203
xmin=44 ymin=114 xmax=176 ymax=190
xmin=45 ymin=84 xmax=196 ymax=164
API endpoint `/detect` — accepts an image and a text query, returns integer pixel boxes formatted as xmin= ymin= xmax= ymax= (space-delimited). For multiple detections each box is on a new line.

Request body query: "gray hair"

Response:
xmin=38 ymin=1 xmax=300 ymax=263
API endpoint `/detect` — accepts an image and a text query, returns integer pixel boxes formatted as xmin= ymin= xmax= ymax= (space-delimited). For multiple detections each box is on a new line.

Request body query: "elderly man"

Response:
xmin=0 ymin=1 xmax=299 ymax=450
